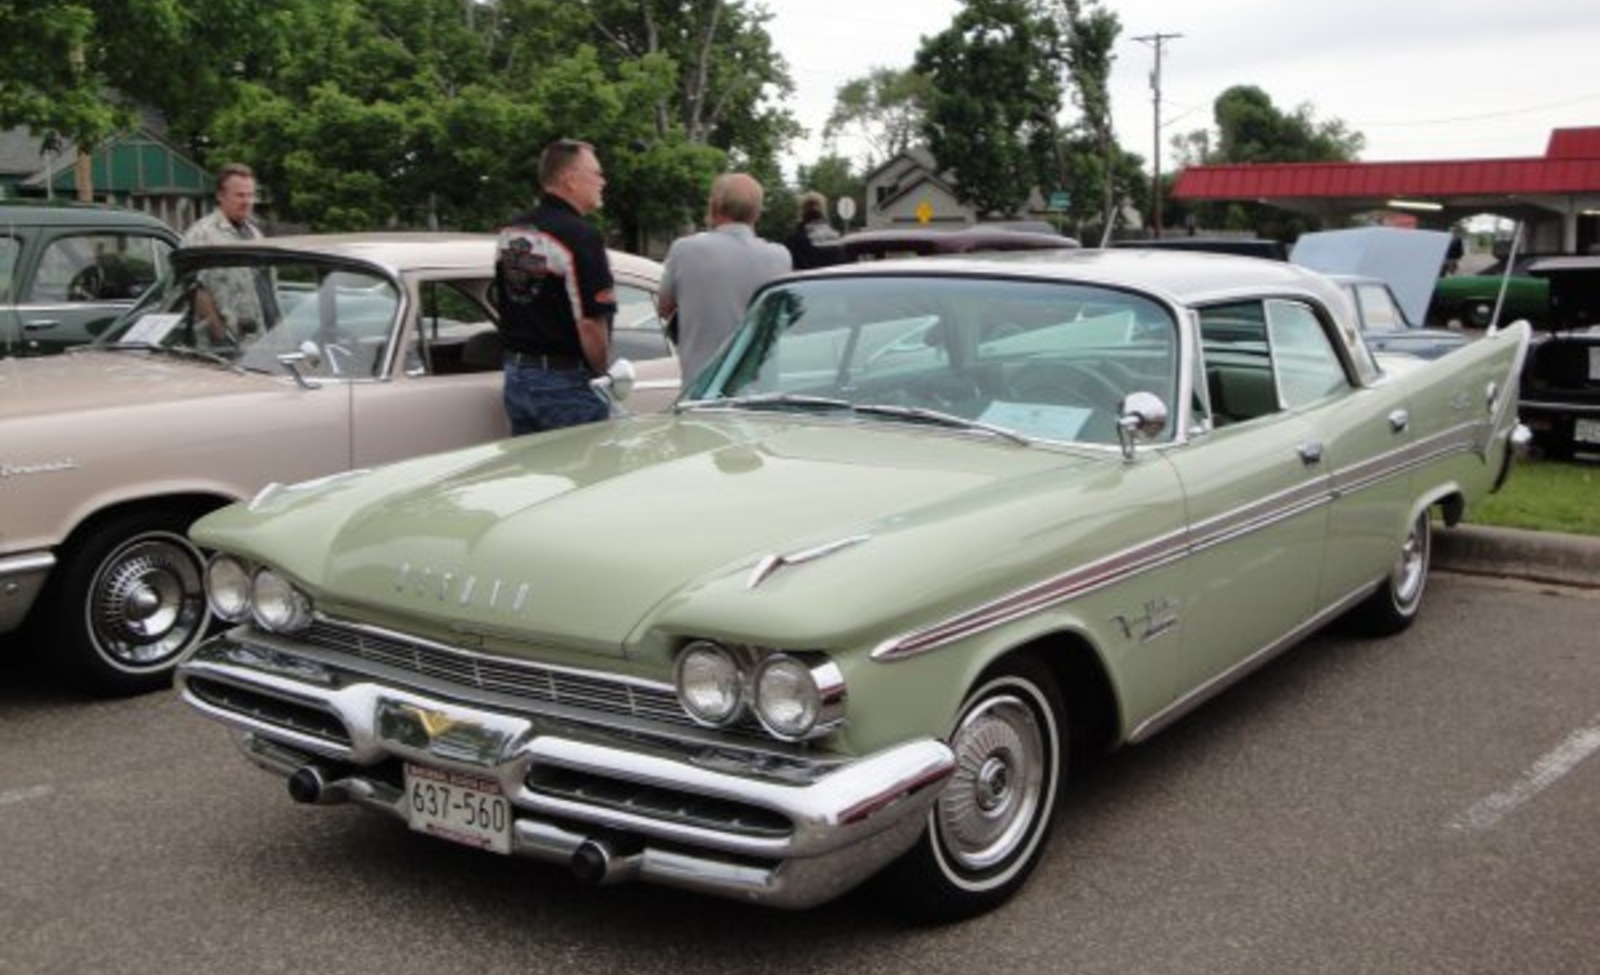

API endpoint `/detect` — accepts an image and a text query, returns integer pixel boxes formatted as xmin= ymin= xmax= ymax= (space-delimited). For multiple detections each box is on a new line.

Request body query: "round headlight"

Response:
xmin=674 ymin=641 xmax=744 ymax=726
xmin=753 ymin=654 xmax=823 ymax=740
xmin=251 ymin=569 xmax=312 ymax=633
xmin=205 ymin=555 xmax=253 ymax=622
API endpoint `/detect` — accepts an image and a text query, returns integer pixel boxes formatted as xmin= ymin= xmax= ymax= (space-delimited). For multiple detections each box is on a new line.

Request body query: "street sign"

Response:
xmin=836 ymin=196 xmax=856 ymax=222
xmin=915 ymin=200 xmax=933 ymax=225
xmin=1048 ymin=191 xmax=1071 ymax=211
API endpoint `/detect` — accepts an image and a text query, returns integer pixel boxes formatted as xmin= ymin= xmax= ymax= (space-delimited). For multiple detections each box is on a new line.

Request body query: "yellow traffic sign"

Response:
xmin=915 ymin=200 xmax=933 ymax=225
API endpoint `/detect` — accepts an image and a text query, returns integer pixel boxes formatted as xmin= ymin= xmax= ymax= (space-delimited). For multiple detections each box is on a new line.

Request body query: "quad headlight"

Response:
xmin=672 ymin=641 xmax=846 ymax=741
xmin=752 ymin=653 xmax=846 ymax=741
xmin=674 ymin=641 xmax=745 ymax=726
xmin=202 ymin=554 xmax=314 ymax=634
xmin=205 ymin=554 xmax=254 ymax=622
xmin=251 ymin=568 xmax=313 ymax=634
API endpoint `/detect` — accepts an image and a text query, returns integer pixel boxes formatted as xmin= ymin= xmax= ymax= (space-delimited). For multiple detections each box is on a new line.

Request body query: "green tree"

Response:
xmin=1045 ymin=0 xmax=1123 ymax=241
xmin=0 ymin=0 xmax=293 ymax=196
xmin=1053 ymin=133 xmax=1145 ymax=242
xmin=1211 ymin=84 xmax=1364 ymax=163
xmin=1174 ymin=84 xmax=1366 ymax=239
xmin=2 ymin=0 xmax=799 ymax=244
xmin=916 ymin=0 xmax=1064 ymax=218
xmin=823 ymin=67 xmax=933 ymax=169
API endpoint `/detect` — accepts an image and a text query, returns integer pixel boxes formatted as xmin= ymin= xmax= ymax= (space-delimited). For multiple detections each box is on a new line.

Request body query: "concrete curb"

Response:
xmin=1433 ymin=523 xmax=1600 ymax=589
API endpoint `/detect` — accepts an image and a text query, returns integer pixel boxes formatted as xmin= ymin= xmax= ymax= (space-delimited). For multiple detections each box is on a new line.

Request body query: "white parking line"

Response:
xmin=1448 ymin=715 xmax=1600 ymax=833
xmin=0 ymin=784 xmax=54 ymax=807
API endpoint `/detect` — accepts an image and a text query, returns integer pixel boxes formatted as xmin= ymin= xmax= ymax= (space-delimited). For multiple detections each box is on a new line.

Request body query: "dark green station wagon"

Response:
xmin=1 ymin=202 xmax=178 ymax=356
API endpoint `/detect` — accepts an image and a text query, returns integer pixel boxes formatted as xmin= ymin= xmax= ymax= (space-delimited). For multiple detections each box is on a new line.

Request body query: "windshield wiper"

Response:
xmin=100 ymin=341 xmax=241 ymax=370
xmin=678 ymin=393 xmax=856 ymax=413
xmin=678 ymin=393 xmax=1031 ymax=444
xmin=852 ymin=403 xmax=1032 ymax=445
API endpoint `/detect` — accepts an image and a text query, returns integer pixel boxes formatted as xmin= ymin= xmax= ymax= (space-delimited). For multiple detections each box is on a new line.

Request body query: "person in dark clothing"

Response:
xmin=493 ymin=139 xmax=616 ymax=435
xmin=784 ymin=191 xmax=848 ymax=270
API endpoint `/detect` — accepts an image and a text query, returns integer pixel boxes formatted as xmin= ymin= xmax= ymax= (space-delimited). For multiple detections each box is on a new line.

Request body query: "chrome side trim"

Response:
xmin=871 ymin=525 xmax=1192 ymax=661
xmin=872 ymin=422 xmax=1493 ymax=663
xmin=1185 ymin=476 xmax=1330 ymax=555
xmin=747 ymin=534 xmax=871 ymax=590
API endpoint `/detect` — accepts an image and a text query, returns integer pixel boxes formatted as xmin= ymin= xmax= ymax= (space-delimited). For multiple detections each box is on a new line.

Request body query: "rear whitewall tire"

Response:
xmin=1350 ymin=509 xmax=1432 ymax=637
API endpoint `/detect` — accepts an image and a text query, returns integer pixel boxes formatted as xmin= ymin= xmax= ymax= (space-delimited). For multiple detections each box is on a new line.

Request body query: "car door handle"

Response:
xmin=1388 ymin=408 xmax=1410 ymax=433
xmin=23 ymin=319 xmax=62 ymax=331
xmin=1298 ymin=441 xmax=1324 ymax=465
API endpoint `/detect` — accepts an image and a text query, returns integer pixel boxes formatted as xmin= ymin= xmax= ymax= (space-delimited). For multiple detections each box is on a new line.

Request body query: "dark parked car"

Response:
xmin=1520 ymin=256 xmax=1600 ymax=457
xmin=1329 ymin=274 xmax=1471 ymax=360
xmin=1109 ymin=236 xmax=1287 ymax=261
xmin=840 ymin=225 xmax=1077 ymax=262
xmin=1428 ymin=253 xmax=1551 ymax=328
xmin=1 ymin=202 xmax=179 ymax=356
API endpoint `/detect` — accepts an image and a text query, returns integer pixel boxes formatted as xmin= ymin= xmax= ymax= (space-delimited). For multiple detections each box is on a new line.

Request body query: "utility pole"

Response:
xmin=1134 ymin=32 xmax=1181 ymax=238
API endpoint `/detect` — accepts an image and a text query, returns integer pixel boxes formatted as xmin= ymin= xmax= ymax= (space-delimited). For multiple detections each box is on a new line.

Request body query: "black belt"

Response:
xmin=504 ymin=350 xmax=587 ymax=371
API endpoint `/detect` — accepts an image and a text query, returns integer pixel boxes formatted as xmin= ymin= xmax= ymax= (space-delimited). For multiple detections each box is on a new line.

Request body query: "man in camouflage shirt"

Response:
xmin=182 ymin=162 xmax=271 ymax=347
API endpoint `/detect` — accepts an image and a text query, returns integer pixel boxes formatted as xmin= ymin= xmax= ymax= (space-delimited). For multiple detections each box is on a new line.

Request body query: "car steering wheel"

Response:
xmin=67 ymin=264 xmax=106 ymax=302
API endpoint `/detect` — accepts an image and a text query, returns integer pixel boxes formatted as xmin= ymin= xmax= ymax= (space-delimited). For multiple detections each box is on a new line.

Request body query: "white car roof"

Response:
xmin=804 ymin=247 xmax=1351 ymax=309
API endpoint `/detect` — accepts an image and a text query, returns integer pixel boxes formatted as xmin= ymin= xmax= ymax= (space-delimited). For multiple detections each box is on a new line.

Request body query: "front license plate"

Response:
xmin=404 ymin=763 xmax=512 ymax=854
xmin=1575 ymin=418 xmax=1600 ymax=445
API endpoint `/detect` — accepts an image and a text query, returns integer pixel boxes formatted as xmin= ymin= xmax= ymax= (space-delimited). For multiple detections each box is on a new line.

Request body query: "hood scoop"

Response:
xmin=746 ymin=534 xmax=871 ymax=590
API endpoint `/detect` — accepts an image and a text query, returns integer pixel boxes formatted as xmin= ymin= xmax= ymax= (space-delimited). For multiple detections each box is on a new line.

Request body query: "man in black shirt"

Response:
xmin=493 ymin=139 xmax=616 ymax=434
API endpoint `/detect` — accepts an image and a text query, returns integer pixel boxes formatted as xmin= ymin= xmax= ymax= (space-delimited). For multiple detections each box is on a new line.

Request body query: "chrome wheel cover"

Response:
xmin=936 ymin=693 xmax=1047 ymax=873
xmin=86 ymin=531 xmax=208 ymax=668
xmin=1391 ymin=513 xmax=1431 ymax=612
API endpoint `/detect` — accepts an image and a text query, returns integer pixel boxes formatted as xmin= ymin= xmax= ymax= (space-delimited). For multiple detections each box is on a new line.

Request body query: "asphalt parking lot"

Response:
xmin=2 ymin=562 xmax=1597 ymax=975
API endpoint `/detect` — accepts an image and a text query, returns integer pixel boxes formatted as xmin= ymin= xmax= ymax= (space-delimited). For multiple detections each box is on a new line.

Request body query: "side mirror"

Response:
xmin=601 ymin=358 xmax=636 ymax=402
xmin=275 ymin=343 xmax=323 ymax=389
xmin=1115 ymin=391 xmax=1169 ymax=461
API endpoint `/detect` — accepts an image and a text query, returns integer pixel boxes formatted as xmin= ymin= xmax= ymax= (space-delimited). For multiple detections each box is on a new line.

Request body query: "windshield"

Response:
xmin=96 ymin=252 xmax=402 ymax=378
xmin=685 ymin=274 xmax=1180 ymax=446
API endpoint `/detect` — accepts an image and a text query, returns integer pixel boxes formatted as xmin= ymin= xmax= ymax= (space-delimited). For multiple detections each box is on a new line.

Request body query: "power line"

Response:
xmin=1351 ymin=92 xmax=1600 ymax=128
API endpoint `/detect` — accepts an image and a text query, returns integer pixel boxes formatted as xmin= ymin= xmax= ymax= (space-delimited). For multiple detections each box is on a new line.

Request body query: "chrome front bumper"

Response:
xmin=0 ymin=551 xmax=54 ymax=634
xmin=176 ymin=633 xmax=955 ymax=909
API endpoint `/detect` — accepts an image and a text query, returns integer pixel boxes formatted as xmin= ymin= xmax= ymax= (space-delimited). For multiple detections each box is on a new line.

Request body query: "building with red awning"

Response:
xmin=1172 ymin=127 xmax=1600 ymax=254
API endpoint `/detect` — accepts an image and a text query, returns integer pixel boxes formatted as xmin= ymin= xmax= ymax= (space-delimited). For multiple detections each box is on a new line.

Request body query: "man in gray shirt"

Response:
xmin=658 ymin=173 xmax=792 ymax=384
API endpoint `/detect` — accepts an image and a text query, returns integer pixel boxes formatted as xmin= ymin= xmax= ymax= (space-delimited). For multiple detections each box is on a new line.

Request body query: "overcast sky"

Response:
xmin=765 ymin=0 xmax=1600 ymax=174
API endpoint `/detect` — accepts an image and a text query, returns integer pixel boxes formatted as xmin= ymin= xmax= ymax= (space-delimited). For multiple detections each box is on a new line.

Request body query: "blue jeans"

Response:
xmin=503 ymin=363 xmax=608 ymax=435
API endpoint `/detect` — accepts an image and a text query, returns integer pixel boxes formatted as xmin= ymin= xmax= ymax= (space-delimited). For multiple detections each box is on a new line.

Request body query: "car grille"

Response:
xmin=299 ymin=620 xmax=700 ymax=731
xmin=527 ymin=765 xmax=791 ymax=839
xmin=188 ymin=676 xmax=353 ymax=747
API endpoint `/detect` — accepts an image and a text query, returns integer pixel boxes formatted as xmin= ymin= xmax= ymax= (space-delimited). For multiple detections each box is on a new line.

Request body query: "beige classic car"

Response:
xmin=0 ymin=233 xmax=673 ymax=694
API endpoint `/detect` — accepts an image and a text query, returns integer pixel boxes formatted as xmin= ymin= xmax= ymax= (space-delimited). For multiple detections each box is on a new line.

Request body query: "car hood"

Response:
xmin=1291 ymin=227 xmax=1450 ymax=326
xmin=192 ymin=413 xmax=1150 ymax=660
xmin=0 ymin=348 xmax=283 ymax=417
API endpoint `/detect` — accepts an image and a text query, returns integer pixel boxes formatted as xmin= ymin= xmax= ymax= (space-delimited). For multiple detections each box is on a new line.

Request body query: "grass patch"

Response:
xmin=1466 ymin=458 xmax=1600 ymax=536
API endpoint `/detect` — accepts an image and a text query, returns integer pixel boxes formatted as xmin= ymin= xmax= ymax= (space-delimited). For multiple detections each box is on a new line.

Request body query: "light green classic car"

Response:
xmin=176 ymin=250 xmax=1530 ymax=920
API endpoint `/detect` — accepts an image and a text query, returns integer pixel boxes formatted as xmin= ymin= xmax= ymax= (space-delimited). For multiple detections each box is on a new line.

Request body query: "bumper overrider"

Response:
xmin=175 ymin=629 xmax=955 ymax=909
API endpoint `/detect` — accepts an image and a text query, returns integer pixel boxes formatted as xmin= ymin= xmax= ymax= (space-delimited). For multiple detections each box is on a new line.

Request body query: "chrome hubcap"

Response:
xmin=90 ymin=535 xmax=206 ymax=667
xmin=1393 ymin=515 xmax=1429 ymax=608
xmin=938 ymin=694 xmax=1045 ymax=872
